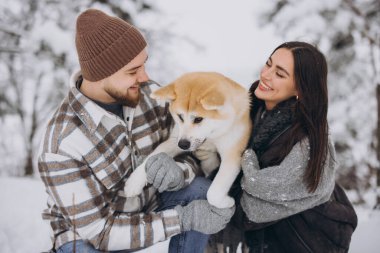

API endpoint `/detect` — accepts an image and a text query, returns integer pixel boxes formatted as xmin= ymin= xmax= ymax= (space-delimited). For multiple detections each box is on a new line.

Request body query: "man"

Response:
xmin=38 ymin=9 xmax=234 ymax=253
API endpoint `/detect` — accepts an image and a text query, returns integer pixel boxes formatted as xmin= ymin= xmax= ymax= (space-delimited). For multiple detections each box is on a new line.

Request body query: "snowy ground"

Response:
xmin=0 ymin=177 xmax=378 ymax=253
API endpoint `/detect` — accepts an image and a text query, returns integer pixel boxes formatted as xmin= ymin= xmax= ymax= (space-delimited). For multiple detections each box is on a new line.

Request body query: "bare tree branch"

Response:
xmin=0 ymin=46 xmax=22 ymax=53
xmin=342 ymin=0 xmax=380 ymax=47
xmin=0 ymin=23 xmax=22 ymax=37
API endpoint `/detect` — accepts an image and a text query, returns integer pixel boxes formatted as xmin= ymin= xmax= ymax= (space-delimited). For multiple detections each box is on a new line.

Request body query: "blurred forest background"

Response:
xmin=0 ymin=0 xmax=379 ymax=209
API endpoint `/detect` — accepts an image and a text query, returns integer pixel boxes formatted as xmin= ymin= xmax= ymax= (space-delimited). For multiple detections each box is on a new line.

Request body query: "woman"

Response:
xmin=225 ymin=42 xmax=357 ymax=253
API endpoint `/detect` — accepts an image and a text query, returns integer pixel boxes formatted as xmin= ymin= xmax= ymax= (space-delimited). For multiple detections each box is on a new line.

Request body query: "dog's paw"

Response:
xmin=194 ymin=141 xmax=217 ymax=159
xmin=124 ymin=167 xmax=147 ymax=197
xmin=207 ymin=190 xmax=235 ymax=209
xmin=200 ymin=153 xmax=220 ymax=177
xmin=193 ymin=142 xmax=220 ymax=177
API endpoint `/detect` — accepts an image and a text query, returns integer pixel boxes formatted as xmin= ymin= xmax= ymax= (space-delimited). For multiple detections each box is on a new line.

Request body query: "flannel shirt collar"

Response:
xmin=68 ymin=70 xmax=124 ymax=134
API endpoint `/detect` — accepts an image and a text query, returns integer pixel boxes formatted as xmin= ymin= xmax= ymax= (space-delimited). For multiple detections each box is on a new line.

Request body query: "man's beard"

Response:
xmin=105 ymin=86 xmax=140 ymax=107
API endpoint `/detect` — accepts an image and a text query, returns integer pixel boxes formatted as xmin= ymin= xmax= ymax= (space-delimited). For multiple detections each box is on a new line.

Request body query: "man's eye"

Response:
xmin=193 ymin=117 xmax=203 ymax=124
xmin=178 ymin=114 xmax=184 ymax=122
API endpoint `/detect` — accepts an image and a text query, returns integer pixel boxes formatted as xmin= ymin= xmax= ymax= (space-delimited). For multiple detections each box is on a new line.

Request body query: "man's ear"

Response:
xmin=150 ymin=83 xmax=176 ymax=102
xmin=200 ymin=90 xmax=225 ymax=110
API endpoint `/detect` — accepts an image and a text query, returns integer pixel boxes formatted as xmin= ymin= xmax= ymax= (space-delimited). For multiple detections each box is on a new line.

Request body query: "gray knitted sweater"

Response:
xmin=240 ymin=138 xmax=336 ymax=223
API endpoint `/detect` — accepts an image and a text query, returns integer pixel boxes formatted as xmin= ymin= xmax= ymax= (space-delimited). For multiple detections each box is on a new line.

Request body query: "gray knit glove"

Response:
xmin=174 ymin=200 xmax=235 ymax=234
xmin=145 ymin=153 xmax=185 ymax=192
xmin=241 ymin=149 xmax=260 ymax=173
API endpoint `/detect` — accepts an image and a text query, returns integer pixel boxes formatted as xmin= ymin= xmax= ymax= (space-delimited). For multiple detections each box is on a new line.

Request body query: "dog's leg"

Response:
xmin=123 ymin=158 xmax=149 ymax=197
xmin=206 ymin=151 xmax=241 ymax=208
xmin=124 ymin=136 xmax=183 ymax=197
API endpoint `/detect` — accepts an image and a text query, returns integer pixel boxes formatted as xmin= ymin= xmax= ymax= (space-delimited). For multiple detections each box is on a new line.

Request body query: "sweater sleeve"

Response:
xmin=39 ymin=152 xmax=181 ymax=251
xmin=240 ymin=139 xmax=336 ymax=223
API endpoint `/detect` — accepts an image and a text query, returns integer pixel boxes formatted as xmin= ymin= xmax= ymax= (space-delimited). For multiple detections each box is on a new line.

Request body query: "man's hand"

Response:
xmin=175 ymin=199 xmax=235 ymax=234
xmin=145 ymin=153 xmax=185 ymax=192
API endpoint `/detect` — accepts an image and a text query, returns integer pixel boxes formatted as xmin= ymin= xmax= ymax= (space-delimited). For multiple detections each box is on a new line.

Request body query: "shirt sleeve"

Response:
xmin=39 ymin=152 xmax=181 ymax=251
xmin=240 ymin=139 xmax=336 ymax=223
xmin=175 ymin=153 xmax=203 ymax=186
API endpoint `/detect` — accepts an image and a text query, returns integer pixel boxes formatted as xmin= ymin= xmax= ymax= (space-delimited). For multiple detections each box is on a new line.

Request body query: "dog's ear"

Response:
xmin=150 ymin=83 xmax=176 ymax=102
xmin=200 ymin=90 xmax=225 ymax=110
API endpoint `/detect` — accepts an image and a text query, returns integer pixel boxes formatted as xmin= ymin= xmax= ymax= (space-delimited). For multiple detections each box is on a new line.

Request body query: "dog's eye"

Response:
xmin=177 ymin=114 xmax=184 ymax=122
xmin=193 ymin=117 xmax=203 ymax=124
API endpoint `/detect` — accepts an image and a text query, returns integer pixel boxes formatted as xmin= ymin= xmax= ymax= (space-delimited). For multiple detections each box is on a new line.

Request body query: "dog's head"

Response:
xmin=151 ymin=72 xmax=237 ymax=151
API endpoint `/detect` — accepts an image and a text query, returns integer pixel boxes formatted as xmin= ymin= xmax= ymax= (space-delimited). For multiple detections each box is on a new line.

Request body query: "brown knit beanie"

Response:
xmin=75 ymin=9 xmax=147 ymax=81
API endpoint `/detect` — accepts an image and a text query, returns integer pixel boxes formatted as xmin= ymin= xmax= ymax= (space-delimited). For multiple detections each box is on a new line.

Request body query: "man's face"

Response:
xmin=102 ymin=49 xmax=149 ymax=107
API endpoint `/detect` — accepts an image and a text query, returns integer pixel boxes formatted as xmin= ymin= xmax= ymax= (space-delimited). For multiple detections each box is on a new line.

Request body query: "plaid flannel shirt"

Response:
xmin=38 ymin=72 xmax=201 ymax=251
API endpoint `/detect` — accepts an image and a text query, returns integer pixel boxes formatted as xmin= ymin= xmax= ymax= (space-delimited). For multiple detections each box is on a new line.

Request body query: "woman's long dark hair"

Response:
xmin=273 ymin=42 xmax=329 ymax=192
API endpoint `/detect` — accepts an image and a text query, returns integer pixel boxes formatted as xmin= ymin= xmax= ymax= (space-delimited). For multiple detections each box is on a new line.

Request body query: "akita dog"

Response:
xmin=124 ymin=72 xmax=252 ymax=208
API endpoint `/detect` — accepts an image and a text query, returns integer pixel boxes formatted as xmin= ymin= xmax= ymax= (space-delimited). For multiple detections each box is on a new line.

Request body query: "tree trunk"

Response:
xmin=23 ymin=103 xmax=38 ymax=176
xmin=24 ymin=150 xmax=34 ymax=176
xmin=376 ymin=84 xmax=380 ymax=209
xmin=22 ymin=73 xmax=40 ymax=177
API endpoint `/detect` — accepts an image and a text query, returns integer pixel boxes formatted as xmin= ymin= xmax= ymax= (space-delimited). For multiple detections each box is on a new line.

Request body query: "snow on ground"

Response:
xmin=0 ymin=177 xmax=378 ymax=253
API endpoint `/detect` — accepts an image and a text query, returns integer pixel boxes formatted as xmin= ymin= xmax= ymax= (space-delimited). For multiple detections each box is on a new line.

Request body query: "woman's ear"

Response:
xmin=150 ymin=83 xmax=176 ymax=102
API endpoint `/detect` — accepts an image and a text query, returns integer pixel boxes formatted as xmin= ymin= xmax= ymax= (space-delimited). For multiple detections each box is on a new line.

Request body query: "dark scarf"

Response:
xmin=249 ymin=98 xmax=296 ymax=155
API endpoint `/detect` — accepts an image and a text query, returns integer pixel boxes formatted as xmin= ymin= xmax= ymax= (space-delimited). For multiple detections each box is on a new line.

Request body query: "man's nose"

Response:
xmin=137 ymin=69 xmax=149 ymax=83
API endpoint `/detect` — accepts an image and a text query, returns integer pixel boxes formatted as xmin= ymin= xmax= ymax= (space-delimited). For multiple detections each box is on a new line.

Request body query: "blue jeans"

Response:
xmin=156 ymin=176 xmax=211 ymax=253
xmin=56 ymin=177 xmax=211 ymax=253
xmin=56 ymin=240 xmax=127 ymax=253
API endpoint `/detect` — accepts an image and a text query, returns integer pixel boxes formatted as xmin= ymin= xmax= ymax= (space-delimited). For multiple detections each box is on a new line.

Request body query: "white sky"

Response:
xmin=138 ymin=0 xmax=283 ymax=87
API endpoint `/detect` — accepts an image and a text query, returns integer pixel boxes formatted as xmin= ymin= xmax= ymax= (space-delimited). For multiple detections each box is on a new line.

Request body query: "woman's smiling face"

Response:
xmin=255 ymin=48 xmax=298 ymax=110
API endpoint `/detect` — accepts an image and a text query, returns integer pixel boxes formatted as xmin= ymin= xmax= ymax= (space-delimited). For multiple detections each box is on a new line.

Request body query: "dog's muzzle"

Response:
xmin=178 ymin=139 xmax=191 ymax=150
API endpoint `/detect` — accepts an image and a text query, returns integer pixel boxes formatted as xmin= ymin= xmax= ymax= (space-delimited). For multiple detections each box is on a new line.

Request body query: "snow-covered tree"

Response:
xmin=0 ymin=0 xmax=156 ymax=176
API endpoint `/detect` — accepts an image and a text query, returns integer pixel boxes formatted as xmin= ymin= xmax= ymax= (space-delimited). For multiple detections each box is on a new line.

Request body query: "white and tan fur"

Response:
xmin=124 ymin=72 xmax=251 ymax=208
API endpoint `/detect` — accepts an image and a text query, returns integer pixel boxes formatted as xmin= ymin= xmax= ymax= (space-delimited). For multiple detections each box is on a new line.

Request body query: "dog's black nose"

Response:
xmin=178 ymin=139 xmax=191 ymax=150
